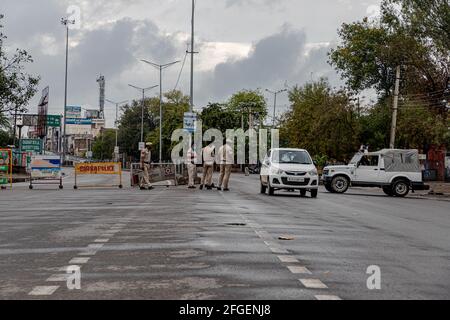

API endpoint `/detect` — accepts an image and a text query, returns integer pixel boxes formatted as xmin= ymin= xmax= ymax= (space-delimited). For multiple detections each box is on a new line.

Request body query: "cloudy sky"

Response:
xmin=2 ymin=0 xmax=381 ymax=127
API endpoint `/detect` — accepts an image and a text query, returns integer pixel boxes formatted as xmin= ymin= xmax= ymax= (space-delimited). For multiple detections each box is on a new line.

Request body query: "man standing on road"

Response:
xmin=217 ymin=139 xmax=234 ymax=192
xmin=200 ymin=144 xmax=215 ymax=190
xmin=186 ymin=144 xmax=198 ymax=189
xmin=140 ymin=143 xmax=154 ymax=190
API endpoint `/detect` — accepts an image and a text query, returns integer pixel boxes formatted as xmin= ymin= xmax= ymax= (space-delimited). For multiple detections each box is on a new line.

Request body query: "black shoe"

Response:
xmin=148 ymin=186 xmax=154 ymax=190
xmin=207 ymin=186 xmax=213 ymax=190
xmin=223 ymin=188 xmax=230 ymax=192
xmin=188 ymin=186 xmax=196 ymax=189
xmin=200 ymin=185 xmax=204 ymax=190
xmin=217 ymin=187 xmax=222 ymax=191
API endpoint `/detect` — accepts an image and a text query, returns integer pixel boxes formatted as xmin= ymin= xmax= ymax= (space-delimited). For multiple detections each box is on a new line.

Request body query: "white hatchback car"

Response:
xmin=260 ymin=148 xmax=319 ymax=198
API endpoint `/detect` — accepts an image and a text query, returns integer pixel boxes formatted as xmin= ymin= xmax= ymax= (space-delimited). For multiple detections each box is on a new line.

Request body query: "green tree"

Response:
xmin=329 ymin=0 xmax=449 ymax=99
xmin=200 ymin=103 xmax=241 ymax=133
xmin=0 ymin=15 xmax=39 ymax=121
xmin=92 ymin=129 xmax=117 ymax=160
xmin=228 ymin=90 xmax=268 ymax=130
xmin=118 ymin=98 xmax=158 ymax=159
xmin=146 ymin=90 xmax=190 ymax=161
xmin=0 ymin=129 xmax=12 ymax=147
xmin=280 ymin=79 xmax=361 ymax=161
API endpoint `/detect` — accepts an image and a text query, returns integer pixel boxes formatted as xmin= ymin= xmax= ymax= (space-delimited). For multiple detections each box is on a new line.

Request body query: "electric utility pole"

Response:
xmin=390 ymin=66 xmax=401 ymax=149
xmin=266 ymin=89 xmax=287 ymax=127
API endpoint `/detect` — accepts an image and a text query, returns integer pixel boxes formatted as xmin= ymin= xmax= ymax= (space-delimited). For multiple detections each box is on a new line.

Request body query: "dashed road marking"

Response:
xmin=69 ymin=257 xmax=90 ymax=264
xmin=29 ymin=286 xmax=59 ymax=296
xmin=88 ymin=244 xmax=104 ymax=250
xmin=94 ymin=239 xmax=110 ymax=243
xmin=278 ymin=255 xmax=299 ymax=263
xmin=287 ymin=266 xmax=312 ymax=274
xmin=300 ymin=279 xmax=328 ymax=289
xmin=315 ymin=295 xmax=342 ymax=301
xmin=269 ymin=247 xmax=289 ymax=254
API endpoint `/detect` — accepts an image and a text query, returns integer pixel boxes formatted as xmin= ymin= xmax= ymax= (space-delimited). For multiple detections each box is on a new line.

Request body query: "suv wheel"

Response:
xmin=383 ymin=186 xmax=394 ymax=197
xmin=311 ymin=189 xmax=318 ymax=198
xmin=300 ymin=189 xmax=307 ymax=197
xmin=331 ymin=176 xmax=350 ymax=194
xmin=393 ymin=180 xmax=410 ymax=197
xmin=324 ymin=183 xmax=334 ymax=193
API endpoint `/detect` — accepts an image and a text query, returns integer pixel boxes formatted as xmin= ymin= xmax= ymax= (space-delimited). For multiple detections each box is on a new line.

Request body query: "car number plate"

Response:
xmin=288 ymin=177 xmax=305 ymax=182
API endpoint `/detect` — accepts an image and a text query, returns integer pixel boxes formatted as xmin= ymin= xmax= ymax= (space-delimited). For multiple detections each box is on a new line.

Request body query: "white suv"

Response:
xmin=322 ymin=149 xmax=429 ymax=197
xmin=260 ymin=148 xmax=319 ymax=198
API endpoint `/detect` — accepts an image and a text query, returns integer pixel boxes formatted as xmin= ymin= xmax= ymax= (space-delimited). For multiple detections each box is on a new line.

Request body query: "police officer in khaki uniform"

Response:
xmin=140 ymin=143 xmax=154 ymax=190
xmin=217 ymin=140 xmax=234 ymax=191
xmin=200 ymin=144 xmax=215 ymax=190
xmin=186 ymin=144 xmax=198 ymax=189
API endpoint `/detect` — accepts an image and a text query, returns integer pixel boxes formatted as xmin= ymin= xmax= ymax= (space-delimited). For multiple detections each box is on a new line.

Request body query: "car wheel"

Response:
xmin=383 ymin=186 xmax=394 ymax=197
xmin=311 ymin=189 xmax=318 ymax=198
xmin=331 ymin=176 xmax=350 ymax=194
xmin=300 ymin=190 xmax=307 ymax=197
xmin=324 ymin=183 xmax=334 ymax=193
xmin=393 ymin=180 xmax=410 ymax=197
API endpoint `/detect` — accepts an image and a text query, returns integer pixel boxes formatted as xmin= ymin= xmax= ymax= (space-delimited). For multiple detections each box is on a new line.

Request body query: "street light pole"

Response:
xmin=61 ymin=18 xmax=75 ymax=164
xmin=128 ymin=85 xmax=158 ymax=147
xmin=266 ymin=89 xmax=287 ymax=127
xmin=106 ymin=99 xmax=128 ymax=149
xmin=190 ymin=0 xmax=195 ymax=113
xmin=141 ymin=60 xmax=180 ymax=163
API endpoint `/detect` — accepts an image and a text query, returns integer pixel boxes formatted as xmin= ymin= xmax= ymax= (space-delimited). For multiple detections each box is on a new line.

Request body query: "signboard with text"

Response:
xmin=75 ymin=163 xmax=121 ymax=175
xmin=66 ymin=106 xmax=82 ymax=119
xmin=20 ymin=139 xmax=42 ymax=153
xmin=184 ymin=113 xmax=197 ymax=133
xmin=30 ymin=155 xmax=62 ymax=179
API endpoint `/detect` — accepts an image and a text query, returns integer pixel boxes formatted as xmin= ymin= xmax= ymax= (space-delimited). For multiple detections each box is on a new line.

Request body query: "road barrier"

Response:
xmin=74 ymin=162 xmax=123 ymax=189
xmin=131 ymin=163 xmax=178 ymax=187
xmin=0 ymin=149 xmax=12 ymax=190
xmin=29 ymin=155 xmax=63 ymax=190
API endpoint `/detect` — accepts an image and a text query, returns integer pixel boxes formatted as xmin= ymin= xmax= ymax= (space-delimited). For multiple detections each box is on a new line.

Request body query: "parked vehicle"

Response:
xmin=260 ymin=148 xmax=319 ymax=198
xmin=322 ymin=149 xmax=430 ymax=197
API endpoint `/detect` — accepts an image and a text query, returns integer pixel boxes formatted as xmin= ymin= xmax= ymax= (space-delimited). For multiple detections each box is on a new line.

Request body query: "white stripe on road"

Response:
xmin=94 ymin=239 xmax=110 ymax=243
xmin=29 ymin=286 xmax=59 ymax=296
xmin=299 ymin=279 xmax=328 ymax=289
xmin=287 ymin=266 xmax=312 ymax=274
xmin=69 ymin=257 xmax=90 ymax=264
xmin=278 ymin=256 xmax=299 ymax=263
xmin=88 ymin=244 xmax=104 ymax=250
xmin=315 ymin=295 xmax=342 ymax=301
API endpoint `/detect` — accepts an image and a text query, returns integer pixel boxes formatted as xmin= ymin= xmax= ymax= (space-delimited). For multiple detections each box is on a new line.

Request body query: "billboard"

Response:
xmin=22 ymin=115 xmax=61 ymax=127
xmin=66 ymin=106 xmax=82 ymax=119
xmin=65 ymin=118 xmax=93 ymax=125
xmin=30 ymin=155 xmax=62 ymax=179
xmin=20 ymin=139 xmax=42 ymax=153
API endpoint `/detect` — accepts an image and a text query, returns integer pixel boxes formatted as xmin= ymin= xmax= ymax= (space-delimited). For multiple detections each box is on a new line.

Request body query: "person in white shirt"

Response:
xmin=217 ymin=140 xmax=234 ymax=191
xmin=200 ymin=144 xmax=215 ymax=190
xmin=186 ymin=144 xmax=198 ymax=189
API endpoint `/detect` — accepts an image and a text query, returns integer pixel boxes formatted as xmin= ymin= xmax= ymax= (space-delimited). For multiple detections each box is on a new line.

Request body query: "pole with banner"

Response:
xmin=0 ymin=149 xmax=13 ymax=190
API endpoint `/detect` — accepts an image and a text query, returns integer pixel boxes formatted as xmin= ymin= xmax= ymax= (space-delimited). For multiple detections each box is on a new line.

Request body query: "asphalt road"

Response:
xmin=0 ymin=170 xmax=449 ymax=300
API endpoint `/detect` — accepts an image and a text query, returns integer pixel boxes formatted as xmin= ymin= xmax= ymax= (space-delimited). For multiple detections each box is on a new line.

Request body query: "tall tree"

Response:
xmin=228 ymin=90 xmax=268 ymax=130
xmin=0 ymin=14 xmax=39 ymax=124
xmin=280 ymin=79 xmax=361 ymax=161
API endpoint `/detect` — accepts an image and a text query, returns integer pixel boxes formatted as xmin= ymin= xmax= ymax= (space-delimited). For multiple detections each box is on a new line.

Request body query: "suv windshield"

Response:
xmin=272 ymin=150 xmax=312 ymax=165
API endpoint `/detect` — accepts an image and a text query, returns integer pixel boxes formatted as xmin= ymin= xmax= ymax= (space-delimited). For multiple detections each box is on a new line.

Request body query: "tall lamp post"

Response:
xmin=128 ymin=85 xmax=158 ymax=146
xmin=106 ymin=99 xmax=128 ymax=154
xmin=141 ymin=60 xmax=180 ymax=163
xmin=61 ymin=17 xmax=75 ymax=163
xmin=266 ymin=89 xmax=287 ymax=127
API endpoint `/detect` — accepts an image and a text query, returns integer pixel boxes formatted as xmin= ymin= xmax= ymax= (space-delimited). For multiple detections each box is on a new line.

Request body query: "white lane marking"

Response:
xmin=287 ymin=266 xmax=312 ymax=274
xmin=29 ymin=286 xmax=59 ymax=296
xmin=278 ymin=256 xmax=299 ymax=263
xmin=316 ymin=295 xmax=342 ymax=301
xmin=94 ymin=239 xmax=110 ymax=243
xmin=270 ymin=247 xmax=289 ymax=254
xmin=46 ymin=274 xmax=69 ymax=282
xmin=69 ymin=257 xmax=90 ymax=264
xmin=79 ymin=251 xmax=97 ymax=256
xmin=299 ymin=279 xmax=328 ymax=289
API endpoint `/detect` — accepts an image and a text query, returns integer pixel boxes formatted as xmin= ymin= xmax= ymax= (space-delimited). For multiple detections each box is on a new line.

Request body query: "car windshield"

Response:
xmin=272 ymin=150 xmax=312 ymax=165
xmin=350 ymin=153 xmax=363 ymax=165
